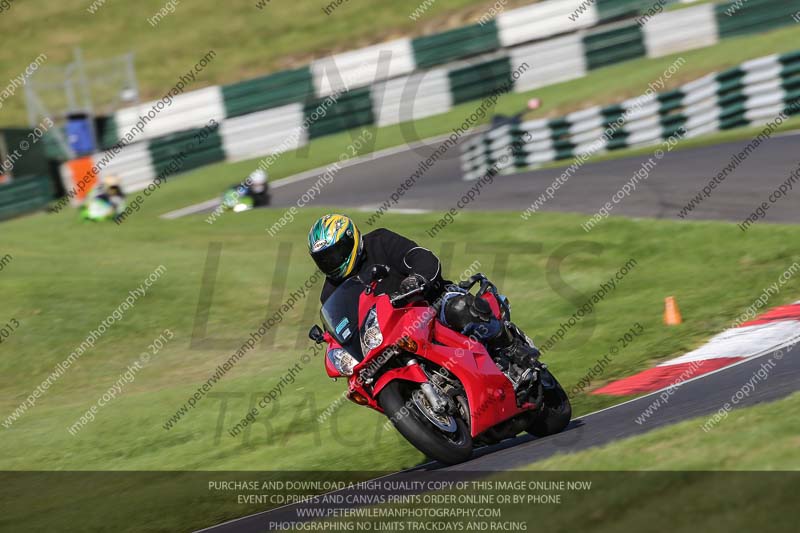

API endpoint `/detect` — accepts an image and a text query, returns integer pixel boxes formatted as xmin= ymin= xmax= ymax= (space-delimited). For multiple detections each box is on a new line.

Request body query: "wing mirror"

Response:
xmin=308 ymin=324 xmax=324 ymax=344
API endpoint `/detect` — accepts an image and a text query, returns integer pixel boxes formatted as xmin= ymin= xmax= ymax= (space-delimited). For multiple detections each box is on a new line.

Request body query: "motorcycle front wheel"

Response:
xmin=379 ymin=380 xmax=473 ymax=465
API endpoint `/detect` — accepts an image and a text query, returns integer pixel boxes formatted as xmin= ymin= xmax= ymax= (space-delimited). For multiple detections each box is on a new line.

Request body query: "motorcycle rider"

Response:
xmin=244 ymin=168 xmax=270 ymax=208
xmin=307 ymin=214 xmax=540 ymax=399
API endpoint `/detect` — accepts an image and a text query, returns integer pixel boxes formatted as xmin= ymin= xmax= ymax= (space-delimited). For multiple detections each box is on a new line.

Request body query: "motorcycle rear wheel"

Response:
xmin=379 ymin=381 xmax=473 ymax=465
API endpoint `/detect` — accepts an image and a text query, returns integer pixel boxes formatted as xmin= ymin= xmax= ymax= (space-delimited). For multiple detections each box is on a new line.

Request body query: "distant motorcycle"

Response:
xmin=222 ymin=178 xmax=271 ymax=213
xmin=309 ymin=266 xmax=571 ymax=465
xmin=79 ymin=196 xmax=118 ymax=222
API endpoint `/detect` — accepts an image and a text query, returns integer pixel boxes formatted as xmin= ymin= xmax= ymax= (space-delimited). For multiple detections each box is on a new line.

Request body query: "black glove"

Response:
xmin=391 ymin=275 xmax=426 ymax=308
xmin=399 ymin=273 xmax=427 ymax=294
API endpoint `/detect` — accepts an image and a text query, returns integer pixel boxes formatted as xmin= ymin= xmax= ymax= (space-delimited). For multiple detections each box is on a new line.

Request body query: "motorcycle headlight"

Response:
xmin=327 ymin=348 xmax=358 ymax=376
xmin=360 ymin=306 xmax=383 ymax=355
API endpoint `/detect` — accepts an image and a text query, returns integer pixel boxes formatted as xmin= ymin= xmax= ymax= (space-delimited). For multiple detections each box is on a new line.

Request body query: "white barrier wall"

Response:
xmin=113 ymin=86 xmax=226 ymax=143
xmin=311 ymin=38 xmax=417 ymax=98
xmin=220 ymin=103 xmax=307 ymax=162
xmin=372 ymin=68 xmax=453 ymax=127
xmin=92 ymin=142 xmax=156 ymax=192
xmin=497 ymin=0 xmax=599 ymax=48
xmin=643 ymin=3 xmax=719 ymax=58
xmin=510 ymin=33 xmax=588 ymax=92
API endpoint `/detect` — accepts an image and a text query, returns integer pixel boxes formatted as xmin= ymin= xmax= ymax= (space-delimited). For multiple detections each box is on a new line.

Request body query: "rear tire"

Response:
xmin=379 ymin=381 xmax=473 ymax=465
xmin=527 ymin=375 xmax=571 ymax=437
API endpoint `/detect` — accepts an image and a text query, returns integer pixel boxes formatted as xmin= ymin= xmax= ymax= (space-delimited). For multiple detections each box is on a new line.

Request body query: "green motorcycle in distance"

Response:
xmin=221 ymin=184 xmax=256 ymax=213
xmin=79 ymin=197 xmax=121 ymax=222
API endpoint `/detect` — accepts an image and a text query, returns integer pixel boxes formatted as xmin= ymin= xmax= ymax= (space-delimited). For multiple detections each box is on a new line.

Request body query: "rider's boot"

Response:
xmin=487 ymin=322 xmax=540 ymax=403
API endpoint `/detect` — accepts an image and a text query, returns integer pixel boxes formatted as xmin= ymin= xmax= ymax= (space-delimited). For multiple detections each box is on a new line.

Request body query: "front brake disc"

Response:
xmin=411 ymin=389 xmax=457 ymax=433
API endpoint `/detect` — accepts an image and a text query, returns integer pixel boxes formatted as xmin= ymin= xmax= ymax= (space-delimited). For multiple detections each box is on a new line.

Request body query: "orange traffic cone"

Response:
xmin=664 ymin=296 xmax=683 ymax=326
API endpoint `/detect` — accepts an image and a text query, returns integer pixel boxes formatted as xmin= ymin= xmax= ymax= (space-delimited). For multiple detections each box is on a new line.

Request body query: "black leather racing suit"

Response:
xmin=319 ymin=228 xmax=446 ymax=304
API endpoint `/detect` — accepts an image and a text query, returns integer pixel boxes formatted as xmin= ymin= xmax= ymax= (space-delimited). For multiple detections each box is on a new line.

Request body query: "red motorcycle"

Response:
xmin=309 ymin=266 xmax=571 ymax=465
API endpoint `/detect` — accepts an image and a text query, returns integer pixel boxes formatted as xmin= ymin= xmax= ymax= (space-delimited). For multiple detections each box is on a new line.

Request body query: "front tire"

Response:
xmin=379 ymin=381 xmax=473 ymax=465
xmin=527 ymin=374 xmax=572 ymax=437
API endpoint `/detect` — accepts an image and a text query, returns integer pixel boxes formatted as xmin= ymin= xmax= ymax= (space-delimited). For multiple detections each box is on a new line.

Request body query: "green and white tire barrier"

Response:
xmin=460 ymin=50 xmax=800 ymax=180
xmin=69 ymin=0 xmax=798 ymax=194
xmin=98 ymin=0 xmax=699 ymax=148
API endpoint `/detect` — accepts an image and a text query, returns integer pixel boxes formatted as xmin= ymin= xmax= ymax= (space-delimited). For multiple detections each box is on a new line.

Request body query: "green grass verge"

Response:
xmin=2 ymin=207 xmax=800 ymax=473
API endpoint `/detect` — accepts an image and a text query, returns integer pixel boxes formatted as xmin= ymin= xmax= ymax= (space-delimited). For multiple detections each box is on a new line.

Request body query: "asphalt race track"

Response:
xmin=253 ymin=131 xmax=800 ymax=224
xmin=197 ymin=342 xmax=800 ymax=532
xmin=167 ymin=131 xmax=800 ymax=224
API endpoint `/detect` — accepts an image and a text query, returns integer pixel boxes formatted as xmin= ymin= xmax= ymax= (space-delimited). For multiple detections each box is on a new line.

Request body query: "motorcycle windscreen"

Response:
xmin=320 ymin=277 xmax=365 ymax=361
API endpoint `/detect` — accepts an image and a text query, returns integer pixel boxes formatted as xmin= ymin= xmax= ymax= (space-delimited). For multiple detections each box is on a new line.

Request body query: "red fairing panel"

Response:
xmin=429 ymin=322 xmax=518 ymax=437
xmin=371 ymin=364 xmax=428 ymax=399
xmin=479 ymin=292 xmax=503 ymax=320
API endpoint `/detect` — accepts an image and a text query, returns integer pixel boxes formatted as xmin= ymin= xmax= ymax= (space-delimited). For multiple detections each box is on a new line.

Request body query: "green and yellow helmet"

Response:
xmin=308 ymin=214 xmax=363 ymax=281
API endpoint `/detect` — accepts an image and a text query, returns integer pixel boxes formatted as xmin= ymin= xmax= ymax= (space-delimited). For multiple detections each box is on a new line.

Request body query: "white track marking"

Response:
xmin=660 ymin=320 xmax=800 ymax=366
xmin=356 ymin=206 xmax=431 ymax=215
xmin=160 ymin=199 xmax=221 ymax=219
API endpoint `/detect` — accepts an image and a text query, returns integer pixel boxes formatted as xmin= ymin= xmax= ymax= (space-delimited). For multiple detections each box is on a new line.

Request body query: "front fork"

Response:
xmin=411 ymin=359 xmax=451 ymax=415
xmin=371 ymin=358 xmax=469 ymax=429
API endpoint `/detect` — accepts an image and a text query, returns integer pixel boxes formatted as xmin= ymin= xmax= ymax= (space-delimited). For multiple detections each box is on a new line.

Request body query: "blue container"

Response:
xmin=65 ymin=114 xmax=96 ymax=156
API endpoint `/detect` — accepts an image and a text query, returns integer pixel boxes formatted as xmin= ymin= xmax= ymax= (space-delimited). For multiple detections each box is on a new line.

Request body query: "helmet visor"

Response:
xmin=311 ymin=233 xmax=355 ymax=279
